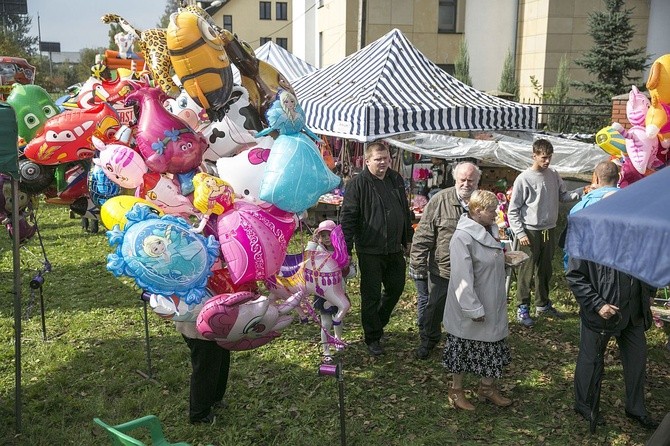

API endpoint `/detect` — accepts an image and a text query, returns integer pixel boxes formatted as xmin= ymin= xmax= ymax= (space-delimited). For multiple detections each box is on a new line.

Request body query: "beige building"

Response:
xmin=207 ymin=0 xmax=293 ymax=51
xmin=208 ymin=0 xmax=668 ymax=100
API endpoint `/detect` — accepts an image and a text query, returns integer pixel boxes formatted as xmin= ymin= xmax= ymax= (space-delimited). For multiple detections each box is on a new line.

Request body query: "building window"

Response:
xmin=276 ymin=37 xmax=288 ymax=49
xmin=437 ymin=64 xmax=455 ymax=76
xmin=438 ymin=0 xmax=457 ymax=33
xmin=276 ymin=2 xmax=288 ymax=20
xmin=260 ymin=1 xmax=271 ymax=20
xmin=223 ymin=15 xmax=233 ymax=33
xmin=260 ymin=37 xmax=272 ymax=45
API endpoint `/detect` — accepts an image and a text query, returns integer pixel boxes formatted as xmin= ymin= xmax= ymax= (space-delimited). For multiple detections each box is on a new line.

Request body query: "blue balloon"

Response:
xmin=88 ymin=164 xmax=121 ymax=207
xmin=259 ymin=133 xmax=341 ymax=214
xmin=256 ymin=90 xmax=319 ymax=140
xmin=106 ymin=204 xmax=220 ymax=305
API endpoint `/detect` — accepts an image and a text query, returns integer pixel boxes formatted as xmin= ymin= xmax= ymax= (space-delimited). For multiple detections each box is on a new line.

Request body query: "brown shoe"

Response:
xmin=448 ymin=386 xmax=475 ymax=411
xmin=477 ymin=382 xmax=512 ymax=407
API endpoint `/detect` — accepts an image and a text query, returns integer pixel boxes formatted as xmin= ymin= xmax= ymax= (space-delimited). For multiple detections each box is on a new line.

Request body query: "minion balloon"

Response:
xmin=167 ymin=10 xmax=233 ymax=122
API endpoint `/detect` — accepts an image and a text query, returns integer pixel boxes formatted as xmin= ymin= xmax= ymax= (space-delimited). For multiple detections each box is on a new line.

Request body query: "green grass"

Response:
xmin=1 ymin=202 xmax=668 ymax=445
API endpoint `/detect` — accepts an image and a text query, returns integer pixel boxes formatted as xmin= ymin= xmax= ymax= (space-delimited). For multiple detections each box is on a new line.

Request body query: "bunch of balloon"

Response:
xmin=595 ymin=55 xmax=670 ymax=188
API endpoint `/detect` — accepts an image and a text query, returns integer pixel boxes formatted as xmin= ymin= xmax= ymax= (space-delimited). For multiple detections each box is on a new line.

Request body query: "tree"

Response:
xmin=572 ymin=0 xmax=647 ymax=103
xmin=454 ymin=38 xmax=472 ymax=87
xmin=0 ymin=13 xmax=37 ymax=58
xmin=546 ymin=55 xmax=572 ymax=132
xmin=498 ymin=50 xmax=518 ymax=100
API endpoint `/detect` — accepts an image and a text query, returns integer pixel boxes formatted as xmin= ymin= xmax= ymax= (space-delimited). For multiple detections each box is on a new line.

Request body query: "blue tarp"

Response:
xmin=566 ymin=167 xmax=670 ymax=288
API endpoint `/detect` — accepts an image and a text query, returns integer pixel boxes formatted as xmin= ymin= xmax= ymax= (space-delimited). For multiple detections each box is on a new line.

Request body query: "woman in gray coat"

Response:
xmin=442 ymin=190 xmax=512 ymax=411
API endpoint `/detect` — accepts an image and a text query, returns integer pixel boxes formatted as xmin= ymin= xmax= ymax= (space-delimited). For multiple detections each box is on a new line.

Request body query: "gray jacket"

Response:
xmin=442 ymin=214 xmax=508 ymax=343
xmin=409 ymin=187 xmax=465 ymax=279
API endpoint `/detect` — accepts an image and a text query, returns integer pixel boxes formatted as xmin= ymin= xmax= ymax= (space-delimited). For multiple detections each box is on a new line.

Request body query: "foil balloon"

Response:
xmin=88 ymin=164 xmax=121 ymax=207
xmin=216 ymin=200 xmax=296 ymax=284
xmin=256 ymin=90 xmax=319 ymax=140
xmin=164 ymin=86 xmax=207 ymax=130
xmin=259 ymin=132 xmax=341 ymax=213
xmin=0 ymin=175 xmax=34 ymax=215
xmin=221 ymin=28 xmax=294 ymax=120
xmin=5 ymin=211 xmax=37 ymax=244
xmin=6 ymin=84 xmax=60 ymax=146
xmin=200 ymin=85 xmax=270 ymax=161
xmin=192 ymin=172 xmax=234 ymax=216
xmin=595 ymin=126 xmax=627 ymax=158
xmin=101 ymin=14 xmax=180 ymax=96
xmin=100 ymin=195 xmax=163 ymax=230
xmin=69 ymin=196 xmax=101 ymax=221
xmin=138 ymin=172 xmax=199 ymax=217
xmin=216 ymin=146 xmax=270 ymax=204
xmin=207 ymin=264 xmax=258 ymax=295
xmin=191 ymin=172 xmax=234 ymax=232
xmin=17 ymin=159 xmax=54 ymax=194
xmin=143 ymin=289 xmax=213 ymax=322
xmin=196 ymin=290 xmax=302 ymax=351
xmin=91 ymin=136 xmax=147 ymax=189
xmin=106 ymin=204 xmax=220 ymax=304
xmin=46 ymin=163 xmax=89 ymax=204
xmin=60 ymin=76 xmax=102 ymax=110
xmin=124 ymin=86 xmax=207 ymax=175
xmin=167 ymin=9 xmax=233 ymax=121
xmin=23 ymin=103 xmax=121 ymax=165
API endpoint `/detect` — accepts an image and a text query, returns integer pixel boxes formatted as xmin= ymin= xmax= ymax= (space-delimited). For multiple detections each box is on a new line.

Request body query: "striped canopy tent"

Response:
xmin=292 ymin=29 xmax=538 ymax=142
xmin=255 ymin=41 xmax=318 ymax=82
xmin=232 ymin=41 xmax=318 ymax=84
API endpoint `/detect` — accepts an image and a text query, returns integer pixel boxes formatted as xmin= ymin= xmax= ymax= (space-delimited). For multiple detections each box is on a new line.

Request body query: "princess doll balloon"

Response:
xmin=190 ymin=172 xmax=235 ymax=233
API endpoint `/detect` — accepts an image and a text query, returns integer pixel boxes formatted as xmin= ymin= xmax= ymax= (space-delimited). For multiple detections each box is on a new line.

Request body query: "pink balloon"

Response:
xmin=138 ymin=172 xmax=199 ymax=217
xmin=92 ymin=136 xmax=148 ymax=189
xmin=216 ymin=200 xmax=296 ymax=284
xmin=196 ymin=290 xmax=301 ymax=350
xmin=124 ymin=86 xmax=207 ymax=174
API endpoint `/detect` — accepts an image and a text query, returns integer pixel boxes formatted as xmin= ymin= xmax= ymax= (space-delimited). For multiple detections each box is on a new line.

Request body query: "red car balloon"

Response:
xmin=23 ymin=103 xmax=121 ymax=165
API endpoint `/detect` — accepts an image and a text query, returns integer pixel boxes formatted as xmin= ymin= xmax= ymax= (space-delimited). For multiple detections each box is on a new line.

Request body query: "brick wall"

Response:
xmin=610 ymin=90 xmax=651 ymax=130
xmin=611 ymin=97 xmax=629 ymax=129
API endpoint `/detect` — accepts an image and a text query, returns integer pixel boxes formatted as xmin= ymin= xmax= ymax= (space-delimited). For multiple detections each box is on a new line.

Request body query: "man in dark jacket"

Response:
xmin=409 ymin=161 xmax=480 ymax=359
xmin=340 ymin=142 xmax=413 ymax=356
xmin=566 ymin=257 xmax=658 ymax=430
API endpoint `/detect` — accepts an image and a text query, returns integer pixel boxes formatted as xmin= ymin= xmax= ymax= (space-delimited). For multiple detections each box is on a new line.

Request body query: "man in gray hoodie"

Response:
xmin=507 ymin=139 xmax=582 ymax=327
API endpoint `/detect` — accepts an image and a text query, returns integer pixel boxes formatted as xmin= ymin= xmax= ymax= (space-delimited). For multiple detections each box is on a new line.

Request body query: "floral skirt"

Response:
xmin=442 ymin=333 xmax=511 ymax=379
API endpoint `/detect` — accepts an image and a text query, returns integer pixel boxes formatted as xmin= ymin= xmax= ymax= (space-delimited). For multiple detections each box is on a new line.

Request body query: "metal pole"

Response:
xmin=142 ymin=299 xmax=153 ymax=378
xmin=12 ymin=178 xmax=22 ymax=433
xmin=37 ymin=12 xmax=41 ymax=57
xmin=337 ymin=360 xmax=346 ymax=446
xmin=39 ymin=285 xmax=47 ymax=341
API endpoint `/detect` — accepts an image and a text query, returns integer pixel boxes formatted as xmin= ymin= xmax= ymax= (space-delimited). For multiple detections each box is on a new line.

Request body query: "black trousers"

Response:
xmin=182 ymin=336 xmax=231 ymax=422
xmin=574 ymin=319 xmax=648 ymax=418
xmin=418 ymin=273 xmax=449 ymax=349
xmin=357 ymin=251 xmax=406 ymax=345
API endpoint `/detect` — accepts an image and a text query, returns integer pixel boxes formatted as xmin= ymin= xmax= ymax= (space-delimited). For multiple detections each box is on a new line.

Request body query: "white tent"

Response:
xmin=232 ymin=41 xmax=318 ymax=84
xmin=292 ymin=29 xmax=538 ymax=142
xmin=387 ymin=131 xmax=609 ymax=175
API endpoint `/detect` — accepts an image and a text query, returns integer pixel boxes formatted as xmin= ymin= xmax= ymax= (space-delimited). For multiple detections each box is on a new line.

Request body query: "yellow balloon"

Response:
xmin=100 ymin=195 xmax=163 ymax=230
xmin=595 ymin=126 xmax=627 ymax=158
xmin=192 ymin=172 xmax=235 ymax=216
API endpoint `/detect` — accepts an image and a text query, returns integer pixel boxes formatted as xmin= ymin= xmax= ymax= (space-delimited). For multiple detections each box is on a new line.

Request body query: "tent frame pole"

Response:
xmin=12 ymin=177 xmax=22 ymax=433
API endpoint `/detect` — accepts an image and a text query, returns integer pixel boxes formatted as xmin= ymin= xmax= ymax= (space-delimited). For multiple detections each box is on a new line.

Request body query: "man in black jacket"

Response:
xmin=340 ymin=142 xmax=413 ymax=356
xmin=566 ymin=257 xmax=659 ymax=430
